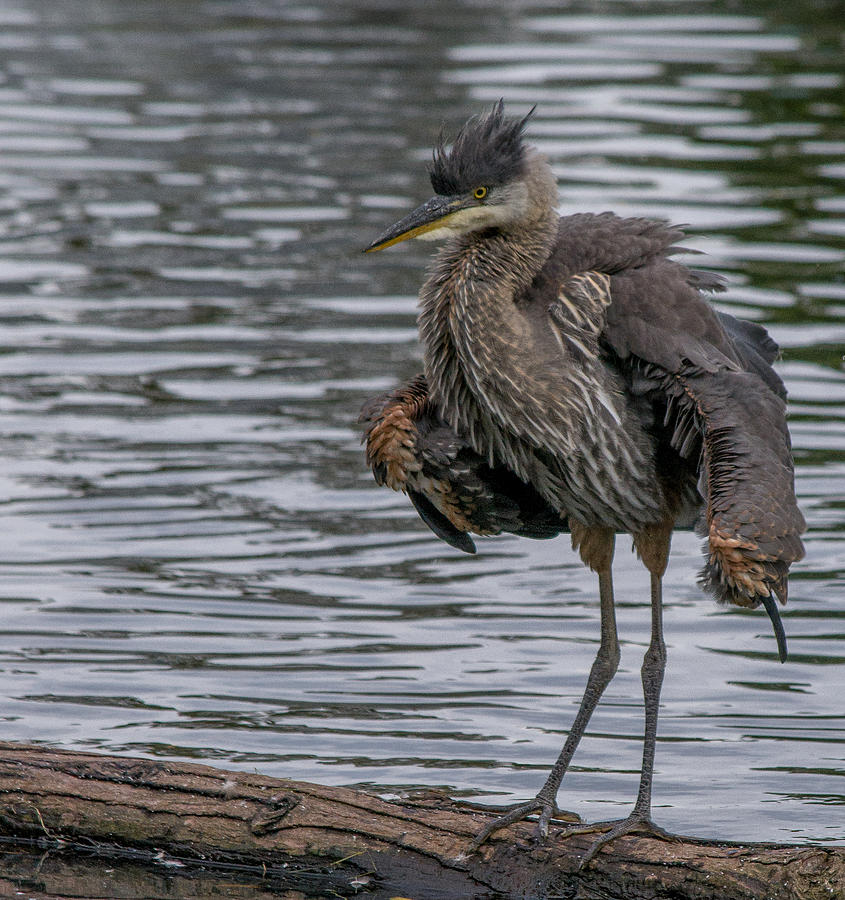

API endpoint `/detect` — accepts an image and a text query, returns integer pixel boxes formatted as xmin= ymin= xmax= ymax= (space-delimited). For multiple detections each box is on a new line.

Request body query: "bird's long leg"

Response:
xmin=633 ymin=571 xmax=666 ymax=818
xmin=469 ymin=528 xmax=618 ymax=852
xmin=533 ymin=564 xmax=620 ymax=833
xmin=574 ymin=522 xmax=676 ymax=867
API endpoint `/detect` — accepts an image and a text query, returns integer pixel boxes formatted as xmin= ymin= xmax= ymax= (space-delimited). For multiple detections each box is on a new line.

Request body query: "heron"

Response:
xmin=360 ymin=101 xmax=805 ymax=864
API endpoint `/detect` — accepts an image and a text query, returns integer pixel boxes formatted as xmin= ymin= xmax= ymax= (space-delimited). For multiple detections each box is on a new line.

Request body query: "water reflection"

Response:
xmin=0 ymin=9 xmax=841 ymax=899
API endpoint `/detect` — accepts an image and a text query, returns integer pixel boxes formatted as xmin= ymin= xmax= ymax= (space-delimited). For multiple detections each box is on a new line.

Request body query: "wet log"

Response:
xmin=0 ymin=742 xmax=841 ymax=900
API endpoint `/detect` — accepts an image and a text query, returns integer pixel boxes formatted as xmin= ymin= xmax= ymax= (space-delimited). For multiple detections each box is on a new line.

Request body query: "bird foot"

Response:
xmin=565 ymin=812 xmax=678 ymax=868
xmin=468 ymin=796 xmax=581 ymax=853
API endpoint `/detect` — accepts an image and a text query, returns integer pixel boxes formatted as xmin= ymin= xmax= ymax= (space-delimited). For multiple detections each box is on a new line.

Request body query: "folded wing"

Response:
xmin=360 ymin=375 xmax=568 ymax=553
xmin=603 ymin=258 xmax=805 ymax=609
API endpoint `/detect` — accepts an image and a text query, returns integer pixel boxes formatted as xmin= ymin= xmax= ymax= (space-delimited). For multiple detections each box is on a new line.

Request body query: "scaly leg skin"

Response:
xmin=468 ymin=564 xmax=620 ymax=852
xmin=575 ymin=570 xmax=678 ymax=868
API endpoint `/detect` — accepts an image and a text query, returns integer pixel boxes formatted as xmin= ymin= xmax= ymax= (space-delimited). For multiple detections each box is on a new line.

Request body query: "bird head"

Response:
xmin=365 ymin=101 xmax=554 ymax=252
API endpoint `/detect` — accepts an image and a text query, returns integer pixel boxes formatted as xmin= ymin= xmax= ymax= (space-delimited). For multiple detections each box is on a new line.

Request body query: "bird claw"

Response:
xmin=566 ymin=813 xmax=678 ymax=868
xmin=468 ymin=797 xmax=581 ymax=853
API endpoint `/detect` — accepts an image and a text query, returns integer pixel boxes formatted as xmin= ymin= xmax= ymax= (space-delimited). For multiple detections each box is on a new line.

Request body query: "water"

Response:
xmin=0 ymin=0 xmax=842 ymax=895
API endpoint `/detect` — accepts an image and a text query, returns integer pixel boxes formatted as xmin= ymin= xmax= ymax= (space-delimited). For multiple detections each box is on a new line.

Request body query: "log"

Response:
xmin=0 ymin=742 xmax=841 ymax=900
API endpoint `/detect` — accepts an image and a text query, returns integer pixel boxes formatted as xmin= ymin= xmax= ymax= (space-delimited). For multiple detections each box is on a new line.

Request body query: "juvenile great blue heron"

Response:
xmin=360 ymin=102 xmax=805 ymax=863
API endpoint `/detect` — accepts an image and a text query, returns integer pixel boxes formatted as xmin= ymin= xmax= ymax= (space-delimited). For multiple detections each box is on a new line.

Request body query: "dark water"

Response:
xmin=0 ymin=0 xmax=842 ymax=895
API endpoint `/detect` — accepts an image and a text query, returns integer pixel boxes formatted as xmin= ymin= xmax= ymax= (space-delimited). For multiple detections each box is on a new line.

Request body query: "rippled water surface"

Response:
xmin=0 ymin=0 xmax=843 ymax=889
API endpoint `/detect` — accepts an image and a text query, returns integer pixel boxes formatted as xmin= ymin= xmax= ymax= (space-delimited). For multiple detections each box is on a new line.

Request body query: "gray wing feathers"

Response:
xmin=576 ymin=214 xmax=805 ymax=607
xmin=666 ymin=365 xmax=804 ymax=606
xmin=360 ymin=377 xmax=568 ymax=550
xmin=602 ymin=259 xmax=804 ymax=607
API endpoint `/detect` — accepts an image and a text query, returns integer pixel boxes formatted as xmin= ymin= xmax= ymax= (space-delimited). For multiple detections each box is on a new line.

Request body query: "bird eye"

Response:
xmin=473 ymin=186 xmax=488 ymax=200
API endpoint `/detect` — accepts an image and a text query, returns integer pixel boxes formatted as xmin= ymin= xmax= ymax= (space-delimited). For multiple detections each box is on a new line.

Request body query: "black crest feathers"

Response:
xmin=429 ymin=100 xmax=534 ymax=196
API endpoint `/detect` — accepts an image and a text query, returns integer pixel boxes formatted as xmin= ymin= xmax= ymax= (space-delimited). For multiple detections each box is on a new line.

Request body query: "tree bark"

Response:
xmin=0 ymin=742 xmax=841 ymax=900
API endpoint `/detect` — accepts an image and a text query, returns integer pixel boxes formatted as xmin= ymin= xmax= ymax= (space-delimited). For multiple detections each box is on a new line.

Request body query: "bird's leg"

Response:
xmin=576 ymin=522 xmax=676 ymax=866
xmin=468 ymin=527 xmax=618 ymax=852
xmin=532 ymin=564 xmax=620 ymax=833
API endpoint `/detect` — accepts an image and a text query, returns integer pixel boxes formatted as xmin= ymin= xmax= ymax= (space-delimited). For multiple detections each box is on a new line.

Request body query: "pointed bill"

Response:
xmin=364 ymin=195 xmax=465 ymax=252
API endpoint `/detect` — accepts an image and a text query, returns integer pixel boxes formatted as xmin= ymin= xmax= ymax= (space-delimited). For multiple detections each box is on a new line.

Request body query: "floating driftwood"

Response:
xmin=0 ymin=742 xmax=841 ymax=899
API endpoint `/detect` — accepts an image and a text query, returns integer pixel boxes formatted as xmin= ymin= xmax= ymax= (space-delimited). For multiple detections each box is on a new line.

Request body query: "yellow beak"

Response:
xmin=364 ymin=195 xmax=464 ymax=252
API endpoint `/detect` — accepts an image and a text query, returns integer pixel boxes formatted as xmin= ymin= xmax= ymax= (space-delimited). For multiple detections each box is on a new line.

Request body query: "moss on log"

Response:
xmin=0 ymin=742 xmax=841 ymax=899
